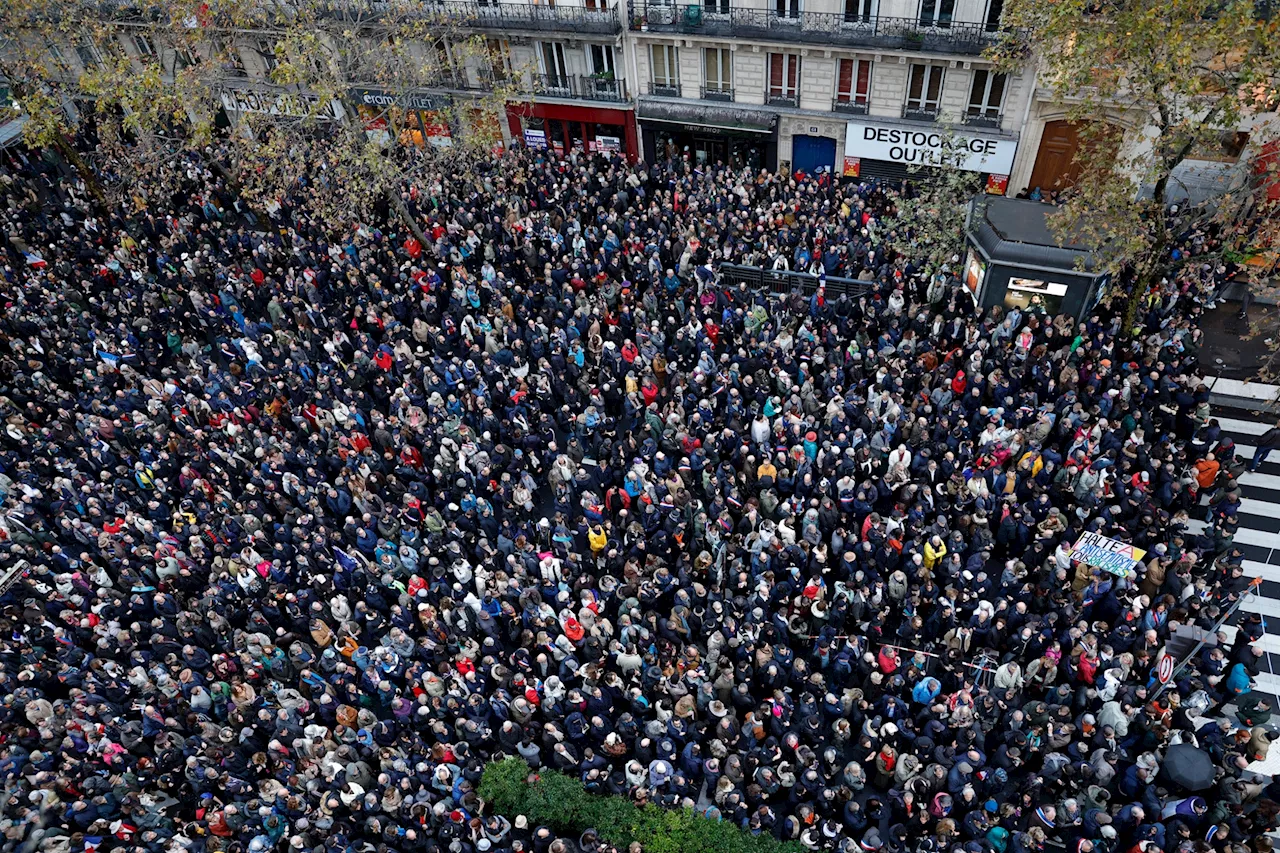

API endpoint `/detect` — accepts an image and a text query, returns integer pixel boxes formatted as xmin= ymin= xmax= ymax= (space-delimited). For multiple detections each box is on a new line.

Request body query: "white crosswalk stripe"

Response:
xmin=1240 ymin=596 xmax=1280 ymax=620
xmin=1216 ymin=416 xmax=1271 ymax=437
xmin=1242 ymin=560 xmax=1280 ymax=584
xmin=1183 ymin=518 xmax=1276 ymax=549
xmin=1238 ymin=497 xmax=1280 ymax=519
xmin=1240 ymin=471 xmax=1280 ymax=492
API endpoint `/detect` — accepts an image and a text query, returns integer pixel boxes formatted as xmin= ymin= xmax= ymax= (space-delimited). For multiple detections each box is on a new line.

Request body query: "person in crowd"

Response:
xmin=0 ymin=140 xmax=1267 ymax=853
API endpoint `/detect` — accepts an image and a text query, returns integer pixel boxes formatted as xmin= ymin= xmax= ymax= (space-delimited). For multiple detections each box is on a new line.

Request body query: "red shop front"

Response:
xmin=506 ymin=101 xmax=638 ymax=162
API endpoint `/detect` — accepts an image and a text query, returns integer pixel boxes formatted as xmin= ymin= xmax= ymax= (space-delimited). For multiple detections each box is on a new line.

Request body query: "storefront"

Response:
xmin=964 ymin=196 xmax=1101 ymax=319
xmin=638 ymin=101 xmax=777 ymax=171
xmin=219 ymin=85 xmax=344 ymax=131
xmin=841 ymin=119 xmax=1018 ymax=191
xmin=506 ymin=102 xmax=637 ymax=161
xmin=350 ymin=88 xmax=454 ymax=148
xmin=778 ymin=115 xmax=846 ymax=178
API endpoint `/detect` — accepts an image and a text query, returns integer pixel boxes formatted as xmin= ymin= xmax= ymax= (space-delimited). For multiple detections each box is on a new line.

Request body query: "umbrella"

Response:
xmin=1161 ymin=743 xmax=1216 ymax=791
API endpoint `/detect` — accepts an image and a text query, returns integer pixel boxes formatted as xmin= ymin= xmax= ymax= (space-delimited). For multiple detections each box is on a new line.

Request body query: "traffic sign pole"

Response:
xmin=1150 ymin=577 xmax=1264 ymax=702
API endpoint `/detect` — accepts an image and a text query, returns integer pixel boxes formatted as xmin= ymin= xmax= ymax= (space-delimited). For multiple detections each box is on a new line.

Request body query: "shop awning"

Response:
xmin=0 ymin=116 xmax=28 ymax=149
xmin=637 ymin=99 xmax=775 ymax=134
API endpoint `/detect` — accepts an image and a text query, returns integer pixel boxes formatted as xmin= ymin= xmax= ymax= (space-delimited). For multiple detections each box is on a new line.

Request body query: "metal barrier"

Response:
xmin=717 ymin=263 xmax=873 ymax=299
xmin=0 ymin=560 xmax=30 ymax=596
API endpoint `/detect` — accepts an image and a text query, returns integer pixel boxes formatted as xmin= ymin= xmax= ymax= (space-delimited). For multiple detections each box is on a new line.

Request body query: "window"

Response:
xmin=703 ymin=47 xmax=731 ymax=93
xmin=487 ymin=38 xmax=510 ymax=81
xmin=76 ymin=42 xmax=99 ymax=69
xmin=256 ymin=39 xmax=278 ymax=73
xmin=171 ymin=46 xmax=199 ymax=72
xmin=905 ymin=63 xmax=943 ymax=117
xmin=984 ymin=0 xmax=1003 ymax=31
xmin=775 ymin=0 xmax=801 ymax=19
xmin=100 ymin=36 xmax=126 ymax=61
xmin=836 ymin=58 xmax=872 ymax=107
xmin=589 ymin=44 xmax=615 ymax=77
xmin=650 ymin=44 xmax=679 ymax=94
xmin=704 ymin=0 xmax=729 ymax=14
xmin=768 ymin=53 xmax=800 ymax=104
xmin=1189 ymin=130 xmax=1250 ymax=162
xmin=919 ymin=0 xmax=954 ymax=27
xmin=430 ymin=37 xmax=455 ymax=80
xmin=967 ymin=69 xmax=1005 ymax=117
xmin=133 ymin=35 xmax=156 ymax=60
xmin=845 ymin=0 xmax=876 ymax=22
xmin=539 ymin=41 xmax=568 ymax=84
xmin=215 ymin=38 xmax=246 ymax=76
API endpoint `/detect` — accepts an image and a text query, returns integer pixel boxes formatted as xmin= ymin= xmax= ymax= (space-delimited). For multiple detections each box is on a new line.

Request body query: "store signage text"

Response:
xmin=220 ymin=89 xmax=340 ymax=119
xmin=350 ymin=88 xmax=443 ymax=112
xmin=844 ymin=121 xmax=1016 ymax=174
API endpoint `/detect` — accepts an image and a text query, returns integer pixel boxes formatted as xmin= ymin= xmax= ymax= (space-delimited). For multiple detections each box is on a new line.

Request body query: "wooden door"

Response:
xmin=1028 ymin=119 xmax=1084 ymax=193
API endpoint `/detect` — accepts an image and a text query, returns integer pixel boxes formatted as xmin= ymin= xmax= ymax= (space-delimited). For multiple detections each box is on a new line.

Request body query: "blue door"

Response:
xmin=792 ymin=134 xmax=837 ymax=176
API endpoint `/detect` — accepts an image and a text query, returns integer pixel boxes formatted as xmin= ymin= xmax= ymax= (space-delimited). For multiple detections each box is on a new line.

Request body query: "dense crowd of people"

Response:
xmin=0 ymin=139 xmax=1274 ymax=853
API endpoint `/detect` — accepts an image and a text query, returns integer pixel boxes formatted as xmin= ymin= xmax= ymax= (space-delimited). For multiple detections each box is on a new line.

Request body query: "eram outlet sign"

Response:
xmin=843 ymin=121 xmax=1017 ymax=174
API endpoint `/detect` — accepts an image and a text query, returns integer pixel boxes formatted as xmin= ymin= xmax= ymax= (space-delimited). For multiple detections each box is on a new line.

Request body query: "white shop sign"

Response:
xmin=220 ymin=89 xmax=341 ymax=120
xmin=843 ymin=121 xmax=1016 ymax=174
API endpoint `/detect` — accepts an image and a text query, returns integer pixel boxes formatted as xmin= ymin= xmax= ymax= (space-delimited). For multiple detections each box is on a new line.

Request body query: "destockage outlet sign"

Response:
xmin=844 ymin=120 xmax=1017 ymax=174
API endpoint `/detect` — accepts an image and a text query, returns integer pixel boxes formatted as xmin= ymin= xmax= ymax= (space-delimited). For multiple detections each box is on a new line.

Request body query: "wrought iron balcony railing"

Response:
xmin=308 ymin=1 xmax=622 ymax=34
xmin=646 ymin=80 xmax=683 ymax=97
xmin=701 ymin=84 xmax=734 ymax=102
xmin=832 ymin=98 xmax=869 ymax=115
xmin=581 ymin=75 xmax=629 ymax=102
xmin=633 ymin=4 xmax=1007 ymax=56
xmin=101 ymin=0 xmax=622 ymax=32
xmin=901 ymin=104 xmax=939 ymax=122
xmin=438 ymin=68 xmax=496 ymax=91
xmin=530 ymin=73 xmax=630 ymax=101
xmin=961 ymin=110 xmax=1003 ymax=129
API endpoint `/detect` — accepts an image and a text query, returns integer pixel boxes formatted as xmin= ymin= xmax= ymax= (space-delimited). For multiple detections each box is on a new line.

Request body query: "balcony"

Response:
xmin=832 ymin=98 xmax=869 ymax=115
xmin=633 ymin=4 xmax=1009 ymax=56
xmin=647 ymin=81 xmax=683 ymax=97
xmin=701 ymin=85 xmax=734 ymax=102
xmin=532 ymin=73 xmax=577 ymax=98
xmin=902 ymin=104 xmax=939 ymax=122
xmin=311 ymin=2 xmax=622 ymax=35
xmin=962 ymin=110 xmax=1003 ymax=129
xmin=438 ymin=69 xmax=496 ymax=91
xmin=582 ymin=75 xmax=629 ymax=102
xmin=766 ymin=92 xmax=799 ymax=108
xmin=529 ymin=74 xmax=630 ymax=101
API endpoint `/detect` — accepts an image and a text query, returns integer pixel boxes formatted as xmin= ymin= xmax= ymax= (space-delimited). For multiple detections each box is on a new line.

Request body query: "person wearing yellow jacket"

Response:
xmin=923 ymin=535 xmax=947 ymax=571
xmin=588 ymin=523 xmax=609 ymax=556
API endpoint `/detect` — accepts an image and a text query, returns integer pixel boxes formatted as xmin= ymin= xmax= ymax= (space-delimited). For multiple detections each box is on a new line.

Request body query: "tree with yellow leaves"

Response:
xmin=991 ymin=0 xmax=1280 ymax=334
xmin=0 ymin=0 xmax=526 ymax=224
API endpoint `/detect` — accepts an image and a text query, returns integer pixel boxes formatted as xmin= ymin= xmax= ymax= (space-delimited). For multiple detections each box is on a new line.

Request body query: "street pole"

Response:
xmin=1150 ymin=576 xmax=1264 ymax=702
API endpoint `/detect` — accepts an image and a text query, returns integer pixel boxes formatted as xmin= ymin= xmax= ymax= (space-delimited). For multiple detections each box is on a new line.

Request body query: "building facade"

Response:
xmin=39 ymin=0 xmax=1275 ymax=202
xmin=24 ymin=0 xmax=1041 ymax=189
xmin=625 ymin=0 xmax=1028 ymax=185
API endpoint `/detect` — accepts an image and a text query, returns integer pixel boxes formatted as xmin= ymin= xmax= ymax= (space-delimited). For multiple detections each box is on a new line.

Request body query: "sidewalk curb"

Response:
xmin=1210 ymin=392 xmax=1280 ymax=416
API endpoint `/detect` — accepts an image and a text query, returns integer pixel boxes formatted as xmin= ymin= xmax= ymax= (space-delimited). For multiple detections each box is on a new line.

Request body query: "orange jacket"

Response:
xmin=1194 ymin=459 xmax=1220 ymax=490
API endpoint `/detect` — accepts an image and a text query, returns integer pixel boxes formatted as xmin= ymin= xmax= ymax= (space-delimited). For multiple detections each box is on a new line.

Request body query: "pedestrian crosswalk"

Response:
xmin=1199 ymin=406 xmax=1280 ymax=724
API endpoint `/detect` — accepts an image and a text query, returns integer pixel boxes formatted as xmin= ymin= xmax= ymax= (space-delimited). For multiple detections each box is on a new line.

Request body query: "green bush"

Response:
xmin=478 ymin=758 xmax=804 ymax=853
